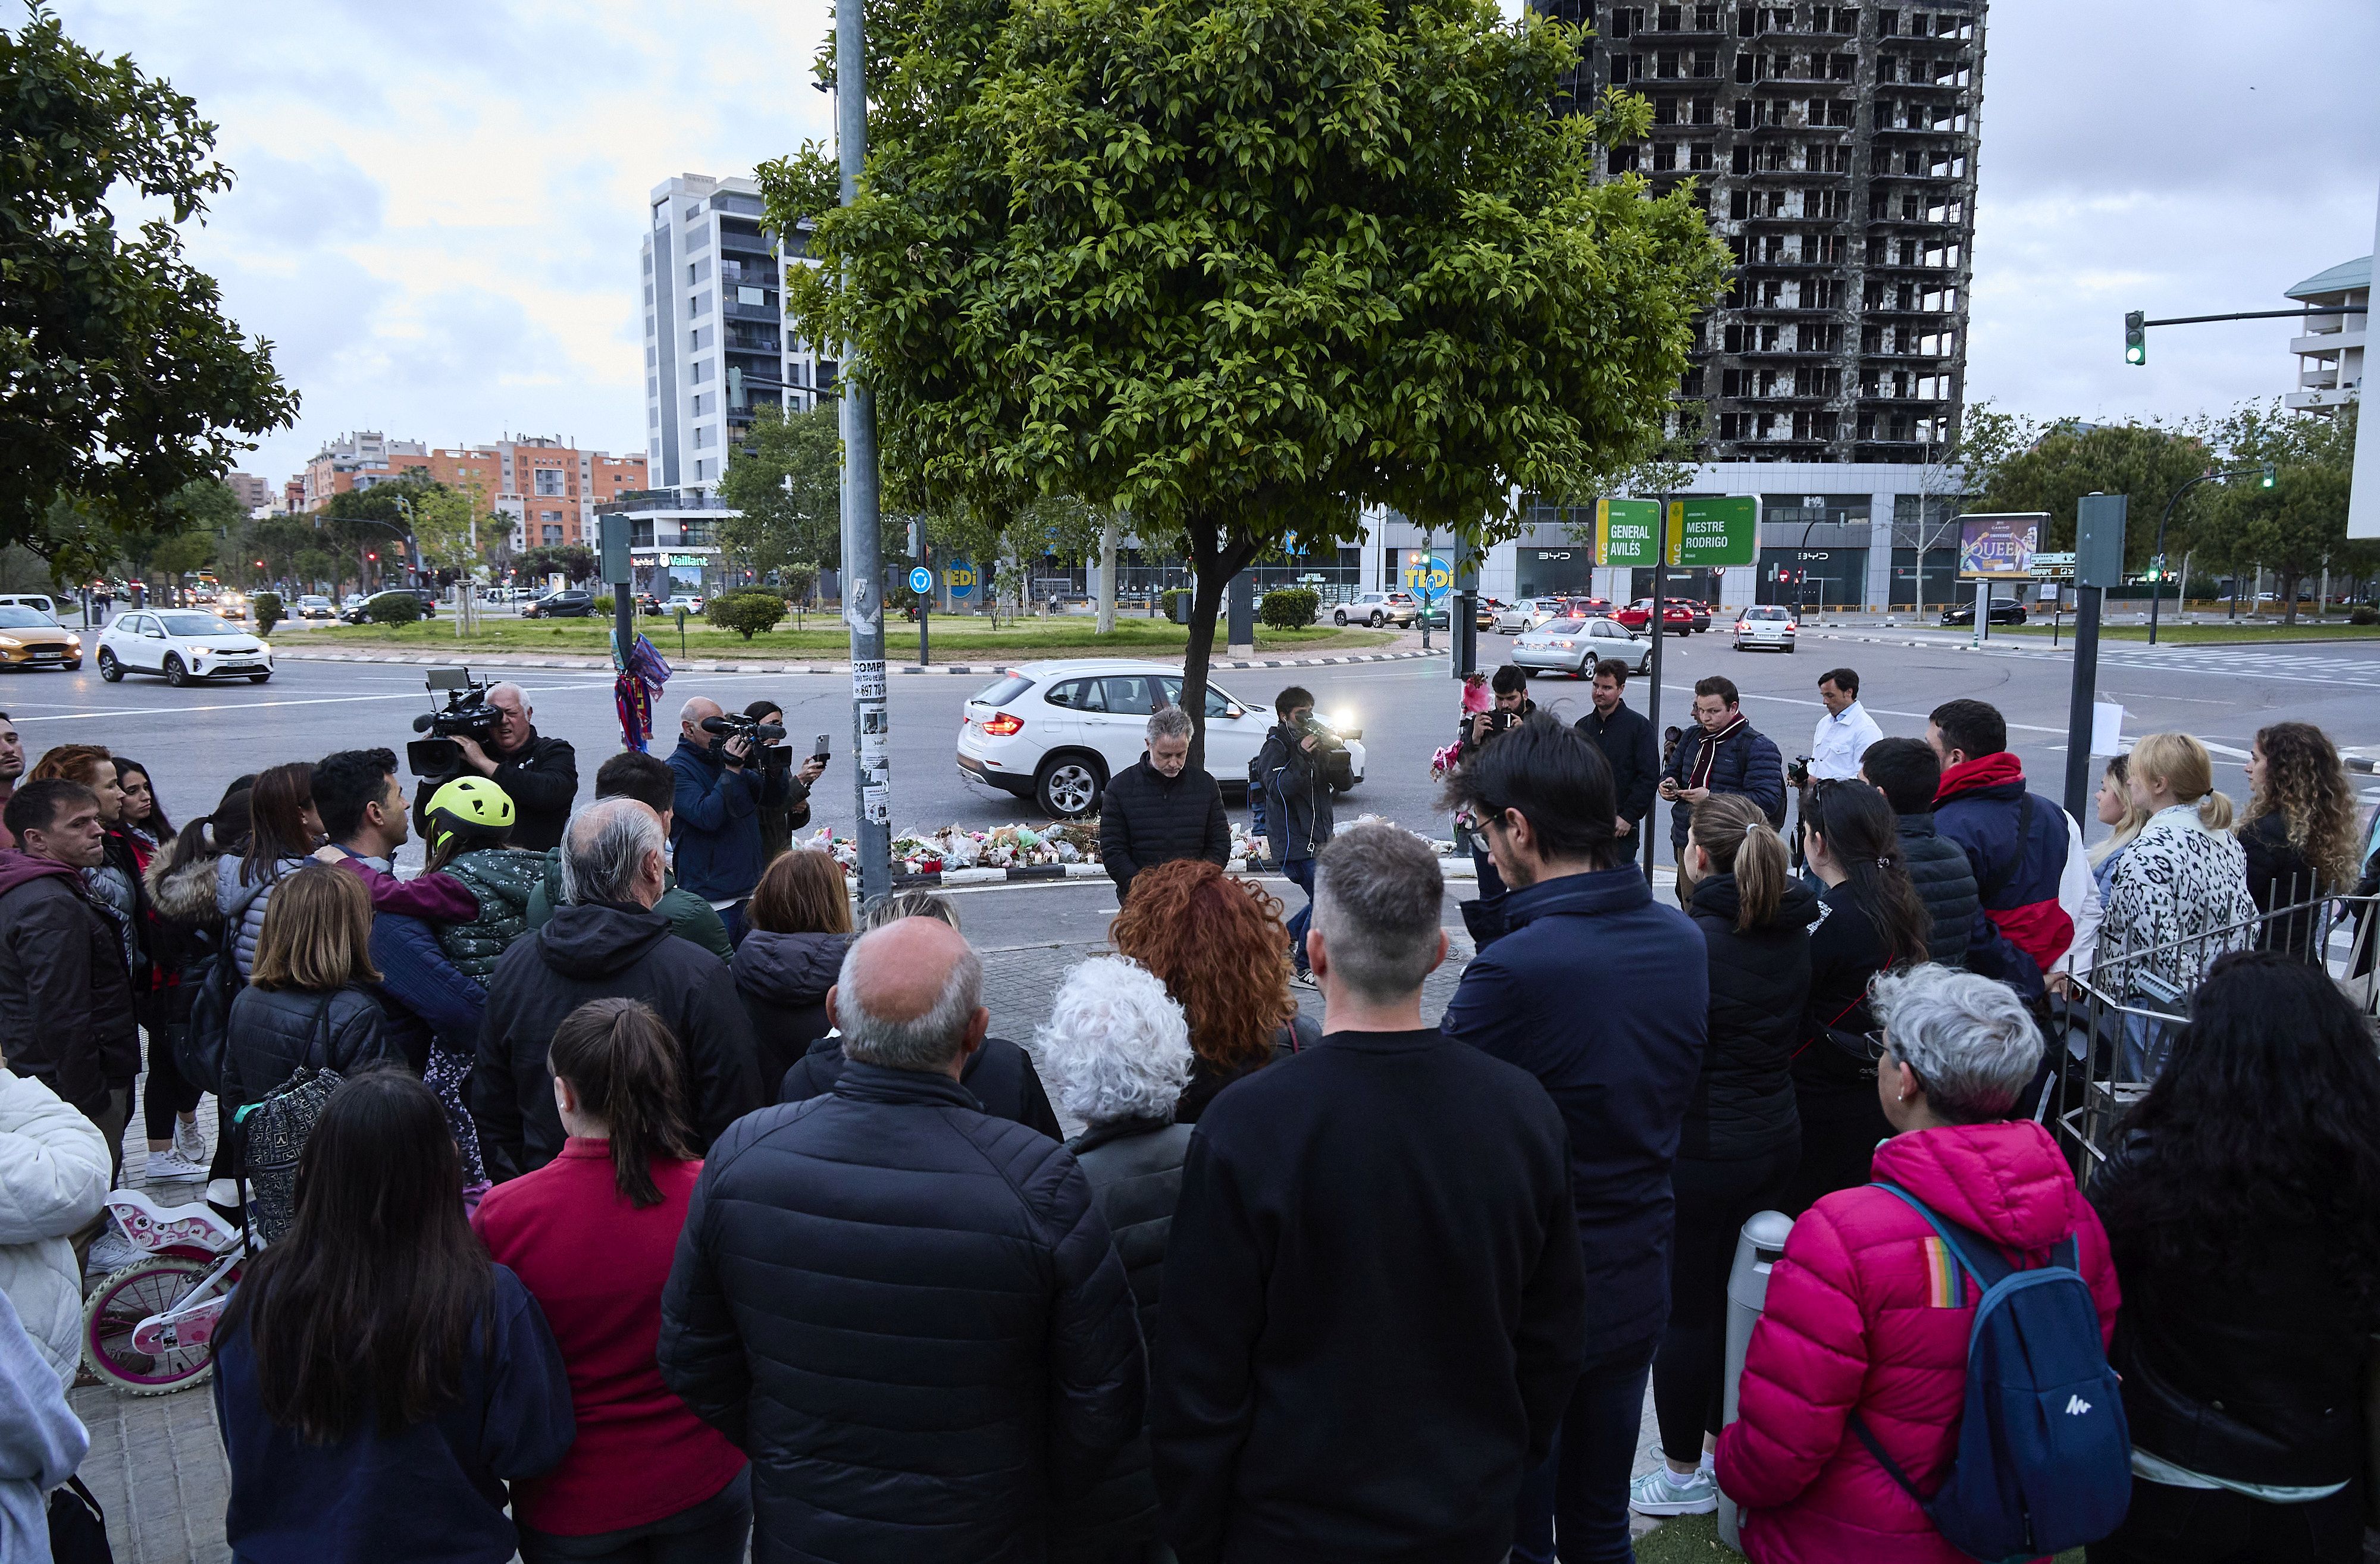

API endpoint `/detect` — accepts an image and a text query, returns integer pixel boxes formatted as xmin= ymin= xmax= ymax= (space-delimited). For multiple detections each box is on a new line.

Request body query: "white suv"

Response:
xmin=957 ymin=659 xmax=1367 ymax=819
xmin=1732 ymin=604 xmax=1798 ymax=653
xmin=1331 ymin=591 xmax=1418 ymax=627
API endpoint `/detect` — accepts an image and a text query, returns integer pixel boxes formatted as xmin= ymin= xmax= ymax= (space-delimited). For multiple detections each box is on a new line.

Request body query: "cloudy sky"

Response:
xmin=49 ymin=0 xmax=2380 ymax=488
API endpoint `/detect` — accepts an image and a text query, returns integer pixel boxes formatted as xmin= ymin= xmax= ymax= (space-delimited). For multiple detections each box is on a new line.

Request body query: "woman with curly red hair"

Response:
xmin=1110 ymin=857 xmax=1317 ymax=1123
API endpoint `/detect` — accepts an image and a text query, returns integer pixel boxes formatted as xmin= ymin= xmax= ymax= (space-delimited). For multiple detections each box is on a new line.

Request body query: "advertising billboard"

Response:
xmin=1955 ymin=513 xmax=2044 ymax=579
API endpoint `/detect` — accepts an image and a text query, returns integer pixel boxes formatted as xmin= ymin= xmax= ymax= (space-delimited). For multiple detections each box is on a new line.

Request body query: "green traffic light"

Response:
xmin=2124 ymin=310 xmax=2147 ymax=366
xmin=2260 ymin=465 xmax=2276 ymax=488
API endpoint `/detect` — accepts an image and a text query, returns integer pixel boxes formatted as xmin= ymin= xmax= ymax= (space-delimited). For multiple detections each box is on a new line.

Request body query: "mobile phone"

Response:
xmin=813 ymin=732 xmax=832 ymax=764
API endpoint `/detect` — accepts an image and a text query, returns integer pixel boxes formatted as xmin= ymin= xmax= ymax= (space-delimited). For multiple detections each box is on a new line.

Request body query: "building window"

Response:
xmin=541 ymin=525 xmax=563 ymax=544
xmin=737 ymin=286 xmax=765 ymax=306
xmin=691 ymin=291 xmax=711 ymax=317
xmin=694 ymin=425 xmax=713 ymax=448
xmin=534 ymin=469 xmax=564 ymax=496
xmin=690 ymin=359 xmax=712 ymax=384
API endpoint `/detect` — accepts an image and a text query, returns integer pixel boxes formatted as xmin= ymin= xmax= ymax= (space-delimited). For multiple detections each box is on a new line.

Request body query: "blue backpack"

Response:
xmin=1849 ymin=1181 xmax=2131 ymax=1563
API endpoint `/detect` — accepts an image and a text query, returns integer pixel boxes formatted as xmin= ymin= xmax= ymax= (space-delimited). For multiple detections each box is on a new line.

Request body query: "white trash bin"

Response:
xmin=1717 ymin=1209 xmax=1796 ymax=1552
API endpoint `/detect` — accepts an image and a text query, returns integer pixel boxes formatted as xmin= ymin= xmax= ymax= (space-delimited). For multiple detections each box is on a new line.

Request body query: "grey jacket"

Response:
xmin=217 ymin=854 xmax=310 ymax=980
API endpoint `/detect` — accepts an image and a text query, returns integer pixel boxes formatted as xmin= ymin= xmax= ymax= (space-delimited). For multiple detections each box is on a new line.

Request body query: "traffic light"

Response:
xmin=2124 ymin=311 xmax=2146 ymax=365
xmin=2259 ymin=465 xmax=2276 ymax=488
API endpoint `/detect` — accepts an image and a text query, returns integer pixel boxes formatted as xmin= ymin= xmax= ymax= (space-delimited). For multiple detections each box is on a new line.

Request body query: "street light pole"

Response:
xmin=835 ymin=0 xmax=892 ymax=904
xmin=2148 ymin=466 xmax=2269 ymax=645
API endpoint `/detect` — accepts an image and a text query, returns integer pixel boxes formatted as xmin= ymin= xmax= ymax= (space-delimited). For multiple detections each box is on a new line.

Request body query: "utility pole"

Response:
xmin=1642 ymin=495 xmax=1671 ymax=886
xmin=836 ymin=0 xmax=891 ymax=903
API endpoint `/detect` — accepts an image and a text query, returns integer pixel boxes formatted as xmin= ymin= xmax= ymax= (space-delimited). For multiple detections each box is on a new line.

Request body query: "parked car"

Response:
xmin=0 ymin=604 xmax=82 ymax=671
xmin=1492 ymin=597 xmax=1569 ymax=635
xmin=632 ymin=592 xmax=662 ymax=614
xmin=1676 ymin=598 xmax=1712 ymax=633
xmin=217 ymin=590 xmax=248 ymax=620
xmin=957 ymin=659 xmax=1367 ymax=819
xmin=1473 ymin=596 xmax=1505 ymax=630
xmin=1940 ymin=597 xmax=2028 ymax=626
xmin=0 ymin=594 xmax=65 ymax=622
xmin=1612 ymin=598 xmax=1698 ymax=635
xmin=1331 ymin=591 xmax=1419 ymax=628
xmin=522 ymin=590 xmax=596 ymax=619
xmin=1732 ymin=604 xmax=1798 ymax=653
xmin=663 ymin=593 xmax=706 ymax=615
xmin=96 ymin=609 xmax=273 ymax=685
xmin=296 ymin=595 xmax=339 ymax=620
xmin=1509 ymin=617 xmax=1651 ymax=679
xmin=341 ymin=590 xmax=436 ymax=625
xmin=1561 ymin=595 xmax=1617 ymax=619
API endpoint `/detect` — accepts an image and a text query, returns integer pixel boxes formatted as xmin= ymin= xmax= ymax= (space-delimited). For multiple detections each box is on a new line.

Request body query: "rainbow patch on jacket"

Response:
xmin=1925 ymin=1237 xmax=1962 ymax=1308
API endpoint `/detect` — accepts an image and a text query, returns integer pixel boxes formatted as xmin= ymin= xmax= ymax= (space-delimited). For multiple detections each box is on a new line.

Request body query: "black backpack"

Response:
xmin=173 ymin=924 xmax=242 ymax=1096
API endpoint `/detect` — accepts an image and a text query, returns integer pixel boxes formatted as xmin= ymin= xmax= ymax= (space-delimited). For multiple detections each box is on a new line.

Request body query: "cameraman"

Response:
xmin=1251 ymin=684 xmax=1337 ymax=986
xmin=668 ymin=695 xmax=791 ymax=945
xmin=1453 ymin=666 xmax=1534 ymax=945
xmin=447 ymin=682 xmax=578 ymax=852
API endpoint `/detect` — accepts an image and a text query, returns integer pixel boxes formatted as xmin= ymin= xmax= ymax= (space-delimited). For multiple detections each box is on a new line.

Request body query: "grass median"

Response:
xmin=1996 ymin=620 xmax=2380 ymax=645
xmin=275 ymin=614 xmax=1399 ymax=663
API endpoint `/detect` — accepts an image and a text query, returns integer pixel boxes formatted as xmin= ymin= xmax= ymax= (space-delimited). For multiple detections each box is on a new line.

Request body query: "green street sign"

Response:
xmin=1593 ymin=499 xmax=1662 ymax=566
xmin=1668 ymin=496 xmax=1759 ymax=568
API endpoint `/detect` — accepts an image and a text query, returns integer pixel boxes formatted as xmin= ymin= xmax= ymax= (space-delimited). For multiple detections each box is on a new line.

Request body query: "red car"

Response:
xmin=1612 ymin=598 xmax=1698 ymax=635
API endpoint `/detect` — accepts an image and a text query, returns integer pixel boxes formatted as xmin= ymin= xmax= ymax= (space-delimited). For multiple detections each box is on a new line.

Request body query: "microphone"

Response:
xmin=700 ymin=716 xmax=735 ymax=735
xmin=412 ymin=714 xmax=436 ymax=733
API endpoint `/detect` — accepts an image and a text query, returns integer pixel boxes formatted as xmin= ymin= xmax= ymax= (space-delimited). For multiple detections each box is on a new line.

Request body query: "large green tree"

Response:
xmin=768 ymin=0 xmax=1728 ymax=757
xmin=2205 ymin=400 xmax=2365 ymax=624
xmin=2 ymin=7 xmax=296 ymax=558
xmin=718 ymin=400 xmax=844 ymax=576
xmin=1971 ymin=418 xmax=2218 ymax=568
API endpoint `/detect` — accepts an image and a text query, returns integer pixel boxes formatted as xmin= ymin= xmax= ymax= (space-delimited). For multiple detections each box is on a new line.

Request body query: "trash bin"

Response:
xmin=1717 ymin=1209 xmax=1795 ymax=1553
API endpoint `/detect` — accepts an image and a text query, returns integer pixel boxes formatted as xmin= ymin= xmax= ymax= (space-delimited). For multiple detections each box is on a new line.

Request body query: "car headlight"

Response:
xmin=0 ymin=637 xmax=18 ymax=650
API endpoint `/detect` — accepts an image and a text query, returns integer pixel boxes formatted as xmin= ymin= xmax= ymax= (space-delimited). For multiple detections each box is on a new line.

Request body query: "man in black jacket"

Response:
xmin=472 ymin=798 xmax=758 ymax=1180
xmin=449 ymin=681 xmax=578 ymax=852
xmin=1659 ymin=675 xmax=1785 ymax=860
xmin=1250 ymin=685 xmax=1336 ymax=982
xmin=660 ymin=914 xmax=1144 ymax=1564
xmin=1099 ymin=704 xmax=1229 ymax=905
xmin=1860 ymin=736 xmax=1979 ymax=969
xmin=1154 ymin=822 xmax=1586 ymax=1564
xmin=0 ymin=780 xmax=140 ymax=1165
xmin=1575 ymin=658 xmax=1659 ymax=845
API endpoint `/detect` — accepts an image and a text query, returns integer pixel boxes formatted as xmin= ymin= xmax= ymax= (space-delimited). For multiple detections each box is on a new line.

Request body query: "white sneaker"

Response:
xmin=173 ymin=1117 xmax=208 ymax=1165
xmin=145 ymin=1148 xmax=208 ymax=1183
xmin=1629 ymin=1465 xmax=1719 ymax=1517
xmin=85 ymin=1218 xmax=144 ymax=1278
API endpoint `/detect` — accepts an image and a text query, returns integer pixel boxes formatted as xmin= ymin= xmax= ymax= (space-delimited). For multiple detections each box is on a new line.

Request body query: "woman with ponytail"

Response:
xmin=1633 ymin=794 xmax=1815 ymax=1520
xmin=1783 ymin=779 xmax=1937 ymax=1213
xmin=471 ymin=998 xmax=749 ymax=1562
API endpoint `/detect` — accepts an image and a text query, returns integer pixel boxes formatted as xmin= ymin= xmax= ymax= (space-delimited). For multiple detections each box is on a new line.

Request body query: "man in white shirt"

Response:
xmin=1809 ymin=667 xmax=1884 ymax=780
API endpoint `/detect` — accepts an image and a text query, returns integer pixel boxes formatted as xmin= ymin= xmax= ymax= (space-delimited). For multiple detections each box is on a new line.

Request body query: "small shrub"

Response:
xmin=1161 ymin=588 xmax=1194 ymax=624
xmin=366 ymin=593 xmax=425 ymax=625
xmin=592 ymin=595 xmax=615 ymax=614
xmin=253 ymin=593 xmax=283 ymax=634
xmin=2351 ymin=604 xmax=2378 ymax=626
xmin=1258 ymin=587 xmax=1320 ymax=630
xmin=707 ymin=590 xmax=788 ymax=640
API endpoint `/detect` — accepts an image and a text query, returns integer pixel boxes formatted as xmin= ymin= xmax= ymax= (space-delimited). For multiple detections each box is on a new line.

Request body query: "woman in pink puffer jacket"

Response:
xmin=1715 ymin=965 xmax=2120 ymax=1564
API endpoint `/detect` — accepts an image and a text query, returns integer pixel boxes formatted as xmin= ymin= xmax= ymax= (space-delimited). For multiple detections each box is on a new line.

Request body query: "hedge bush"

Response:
xmin=592 ymin=595 xmax=615 ymax=615
xmin=1258 ymin=587 xmax=1319 ymax=630
xmin=2351 ymin=604 xmax=2378 ymax=626
xmin=366 ymin=592 xmax=425 ymax=625
xmin=707 ymin=590 xmax=788 ymax=640
xmin=253 ymin=593 xmax=283 ymax=634
xmin=1161 ymin=588 xmax=1194 ymax=624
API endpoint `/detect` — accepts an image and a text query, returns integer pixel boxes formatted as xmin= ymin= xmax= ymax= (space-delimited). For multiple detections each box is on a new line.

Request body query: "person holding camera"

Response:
xmin=668 ymin=697 xmax=794 ymax=946
xmin=1251 ymin=685 xmax=1337 ymax=985
xmin=445 ymin=682 xmax=578 ymax=853
xmin=1452 ymin=667 xmax=1534 ymax=946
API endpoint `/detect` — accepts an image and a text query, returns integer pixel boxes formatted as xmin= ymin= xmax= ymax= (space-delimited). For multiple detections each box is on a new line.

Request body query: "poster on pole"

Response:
xmin=1956 ymin=513 xmax=2044 ymax=579
xmin=1667 ymin=496 xmax=1759 ymax=568
xmin=1593 ymin=499 xmax=1662 ymax=566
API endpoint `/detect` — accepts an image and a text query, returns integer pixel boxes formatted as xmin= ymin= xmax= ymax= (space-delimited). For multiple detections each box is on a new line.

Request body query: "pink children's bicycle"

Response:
xmin=82 ymin=1187 xmax=256 ymax=1395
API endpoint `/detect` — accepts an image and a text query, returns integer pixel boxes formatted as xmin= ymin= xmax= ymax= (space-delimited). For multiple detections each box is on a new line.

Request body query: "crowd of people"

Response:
xmin=0 ymin=665 xmax=2372 ymax=1564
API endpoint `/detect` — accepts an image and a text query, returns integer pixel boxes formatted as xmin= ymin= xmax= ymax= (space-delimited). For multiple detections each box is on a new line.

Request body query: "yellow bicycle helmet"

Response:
xmin=424 ymin=775 xmax=516 ymax=855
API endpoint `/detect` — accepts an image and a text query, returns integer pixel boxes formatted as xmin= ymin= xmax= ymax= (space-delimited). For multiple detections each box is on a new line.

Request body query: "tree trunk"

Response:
xmin=2282 ymin=571 xmax=2301 ymax=625
xmin=1179 ymin=524 xmax=1261 ymax=779
xmin=1096 ymin=512 xmax=1120 ymax=635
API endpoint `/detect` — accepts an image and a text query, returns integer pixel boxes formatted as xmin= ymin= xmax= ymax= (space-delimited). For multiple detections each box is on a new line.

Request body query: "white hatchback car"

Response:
xmin=958 ymin=659 xmax=1367 ymax=819
xmin=96 ymin=609 xmax=274 ymax=685
xmin=1510 ymin=617 xmax=1652 ymax=679
xmin=1733 ymin=604 xmax=1799 ymax=653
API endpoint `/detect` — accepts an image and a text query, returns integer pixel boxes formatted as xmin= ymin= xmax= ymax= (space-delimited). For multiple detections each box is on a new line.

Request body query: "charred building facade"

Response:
xmin=1532 ymin=0 xmax=1986 ymax=465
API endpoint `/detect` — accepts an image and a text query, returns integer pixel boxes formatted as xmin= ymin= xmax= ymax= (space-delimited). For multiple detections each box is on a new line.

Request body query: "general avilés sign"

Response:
xmin=1592 ymin=499 xmax=1662 ymax=565
xmin=1592 ymin=496 xmax=1759 ymax=569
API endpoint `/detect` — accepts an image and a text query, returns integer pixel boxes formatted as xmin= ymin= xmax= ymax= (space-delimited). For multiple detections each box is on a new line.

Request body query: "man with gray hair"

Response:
xmin=662 ymin=915 xmax=1145 ymax=1560
xmin=1097 ymin=703 xmax=1229 ymax=904
xmin=443 ymin=679 xmax=578 ymax=851
xmin=473 ymin=798 xmax=759 ymax=1180
xmin=1153 ymin=823 xmax=1586 ymax=1562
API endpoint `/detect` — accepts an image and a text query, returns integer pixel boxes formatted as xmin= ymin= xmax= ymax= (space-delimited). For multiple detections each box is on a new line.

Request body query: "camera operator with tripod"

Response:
xmin=668 ymin=696 xmax=802 ymax=946
xmin=440 ymin=682 xmax=579 ymax=852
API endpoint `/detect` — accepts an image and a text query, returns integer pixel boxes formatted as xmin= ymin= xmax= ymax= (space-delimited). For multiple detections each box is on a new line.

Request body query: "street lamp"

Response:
xmin=2149 ymin=466 xmax=2271 ymax=645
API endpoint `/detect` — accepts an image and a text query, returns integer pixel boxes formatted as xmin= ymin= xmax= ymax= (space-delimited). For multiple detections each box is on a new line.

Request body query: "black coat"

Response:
xmin=1172 ymin=1015 xmax=1319 ymax=1126
xmin=221 ymin=983 xmax=397 ymax=1109
xmin=472 ymin=901 xmax=760 ymax=1182
xmin=483 ymin=729 xmax=579 ymax=853
xmin=2239 ymin=811 xmax=2328 ymax=961
xmin=1098 ymin=757 xmax=1229 ymax=901
xmin=1251 ymin=724 xmax=1334 ymax=863
xmin=1681 ymin=873 xmax=1814 ymax=1162
xmin=1575 ymin=700 xmax=1660 ymax=830
xmin=1896 ymin=811 xmax=1978 ymax=969
xmin=1151 ymin=1031 xmax=1586 ymax=1564
xmin=2092 ymin=1130 xmax=2376 ymax=1487
xmin=0 ymin=854 xmax=140 ymax=1117
xmin=731 ymin=929 xmax=851 ymax=1089
xmin=1050 ymin=1117 xmax=1195 ymax=1564
xmin=781 ymin=1032 xmax=1063 ymax=1141
xmin=658 ymin=1062 xmax=1145 ymax=1564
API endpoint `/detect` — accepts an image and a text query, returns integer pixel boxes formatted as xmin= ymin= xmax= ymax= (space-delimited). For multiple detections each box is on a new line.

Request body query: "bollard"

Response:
xmin=1717 ymin=1209 xmax=1795 ymax=1552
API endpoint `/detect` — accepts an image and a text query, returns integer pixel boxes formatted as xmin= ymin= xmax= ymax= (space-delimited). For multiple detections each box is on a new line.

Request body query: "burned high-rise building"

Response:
xmin=1532 ymin=0 xmax=1986 ymax=465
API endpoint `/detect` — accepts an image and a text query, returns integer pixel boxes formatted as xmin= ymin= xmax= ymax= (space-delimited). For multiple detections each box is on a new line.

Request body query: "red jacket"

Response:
xmin=1715 ymin=1120 xmax=2119 ymax=1564
xmin=471 ymin=1140 xmax=744 ymax=1535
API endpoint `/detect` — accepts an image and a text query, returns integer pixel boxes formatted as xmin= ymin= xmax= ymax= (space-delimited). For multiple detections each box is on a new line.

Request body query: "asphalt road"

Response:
xmin=11 ymin=628 xmax=2379 ymax=884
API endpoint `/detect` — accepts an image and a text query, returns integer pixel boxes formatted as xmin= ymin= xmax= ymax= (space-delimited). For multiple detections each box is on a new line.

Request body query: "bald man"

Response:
xmin=662 ymin=917 xmax=1144 ymax=1562
xmin=445 ymin=680 xmax=579 ymax=851
xmin=667 ymin=695 xmax=791 ymax=945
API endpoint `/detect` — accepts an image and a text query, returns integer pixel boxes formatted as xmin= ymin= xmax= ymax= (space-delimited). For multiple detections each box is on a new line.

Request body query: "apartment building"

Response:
xmin=295 ymin=431 xmax=647 ymax=549
xmin=224 ymin=472 xmax=272 ymax=513
xmin=2284 ymin=255 xmax=2367 ymax=413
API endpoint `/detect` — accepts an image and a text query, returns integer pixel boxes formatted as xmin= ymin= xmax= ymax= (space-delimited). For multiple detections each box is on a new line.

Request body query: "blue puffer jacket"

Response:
xmin=1661 ymin=720 xmax=1786 ymax=851
xmin=215 ymin=855 xmax=310 ymax=980
xmin=666 ymin=738 xmax=787 ymax=904
xmin=1440 ymin=865 xmax=1709 ymax=1359
xmin=1931 ymin=752 xmax=2075 ymax=999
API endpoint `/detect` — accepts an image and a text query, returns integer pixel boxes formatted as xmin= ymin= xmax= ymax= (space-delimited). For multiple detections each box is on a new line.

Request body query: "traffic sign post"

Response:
xmin=2065 ymin=494 xmax=2127 ymax=821
xmin=909 ymin=564 xmax=934 ymax=665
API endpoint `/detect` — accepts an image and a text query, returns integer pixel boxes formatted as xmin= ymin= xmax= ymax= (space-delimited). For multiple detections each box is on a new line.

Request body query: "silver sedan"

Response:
xmin=1509 ymin=617 xmax=1651 ymax=678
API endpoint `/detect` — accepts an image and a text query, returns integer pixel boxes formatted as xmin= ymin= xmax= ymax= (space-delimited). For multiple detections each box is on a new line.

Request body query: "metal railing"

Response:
xmin=2047 ymin=877 xmax=2379 ymax=1183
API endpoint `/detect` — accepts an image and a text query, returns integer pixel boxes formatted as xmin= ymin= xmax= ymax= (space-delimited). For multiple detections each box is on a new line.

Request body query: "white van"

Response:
xmin=0 ymin=594 xmax=63 ymax=623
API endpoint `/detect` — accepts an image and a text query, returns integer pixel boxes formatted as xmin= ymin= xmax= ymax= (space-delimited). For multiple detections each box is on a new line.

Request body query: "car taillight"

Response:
xmin=1734 ymin=621 xmax=1747 ymax=632
xmin=982 ymin=712 xmax=1025 ymax=736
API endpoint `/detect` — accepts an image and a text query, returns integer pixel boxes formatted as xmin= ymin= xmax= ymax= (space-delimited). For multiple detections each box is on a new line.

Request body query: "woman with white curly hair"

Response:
xmin=1034 ymin=955 xmax=1194 ymax=1564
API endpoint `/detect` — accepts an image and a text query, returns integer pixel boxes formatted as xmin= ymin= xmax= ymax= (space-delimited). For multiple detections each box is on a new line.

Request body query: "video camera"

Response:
xmin=1787 ymin=754 xmax=1815 ymax=789
xmin=1297 ymin=713 xmax=1359 ymax=791
xmin=408 ymin=667 xmax=500 ymax=778
xmin=701 ymin=710 xmax=789 ymax=769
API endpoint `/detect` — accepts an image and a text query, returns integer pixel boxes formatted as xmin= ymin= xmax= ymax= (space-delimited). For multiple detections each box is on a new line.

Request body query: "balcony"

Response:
xmin=2290 ymin=328 xmax=2365 ymax=356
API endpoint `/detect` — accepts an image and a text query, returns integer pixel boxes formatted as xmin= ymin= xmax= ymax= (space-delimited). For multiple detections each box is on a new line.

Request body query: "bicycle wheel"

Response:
xmin=83 ymin=1258 xmax=217 ymax=1394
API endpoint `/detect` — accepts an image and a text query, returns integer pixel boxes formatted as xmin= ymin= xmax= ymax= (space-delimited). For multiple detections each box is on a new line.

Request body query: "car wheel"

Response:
xmin=97 ymin=649 xmax=122 ymax=682
xmin=164 ymin=655 xmax=189 ymax=687
xmin=1785 ymin=642 xmax=1796 ymax=653
xmin=1034 ymin=755 xmax=1104 ymax=819
xmin=1333 ymin=611 xmax=1346 ymax=626
xmin=1368 ymin=612 xmax=1383 ymax=627
xmin=248 ymin=673 xmax=271 ymax=684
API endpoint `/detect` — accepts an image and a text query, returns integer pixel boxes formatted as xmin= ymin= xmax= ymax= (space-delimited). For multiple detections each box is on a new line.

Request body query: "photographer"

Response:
xmin=668 ymin=696 xmax=793 ymax=945
xmin=445 ymin=682 xmax=578 ymax=852
xmin=1453 ymin=666 xmax=1534 ymax=946
xmin=1251 ymin=684 xmax=1338 ymax=986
